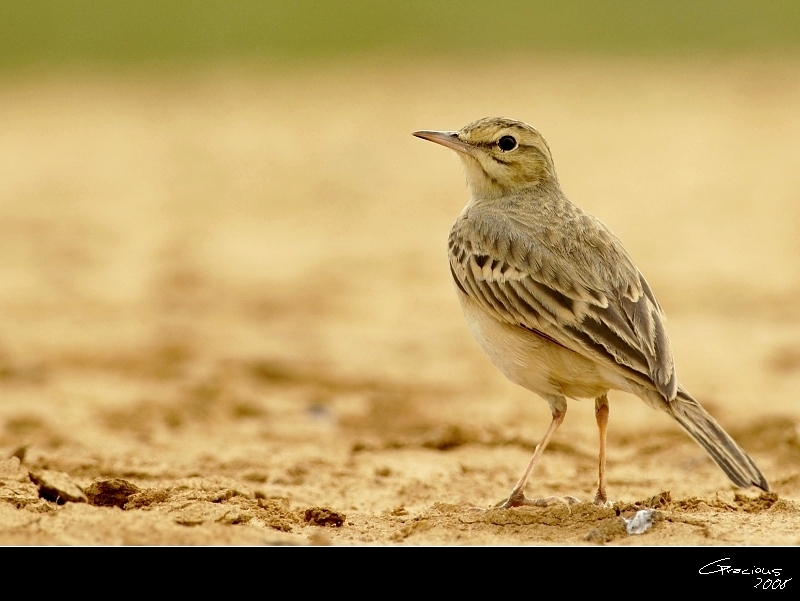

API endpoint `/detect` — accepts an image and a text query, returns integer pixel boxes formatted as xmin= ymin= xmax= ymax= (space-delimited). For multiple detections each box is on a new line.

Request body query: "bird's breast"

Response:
xmin=455 ymin=291 xmax=614 ymax=400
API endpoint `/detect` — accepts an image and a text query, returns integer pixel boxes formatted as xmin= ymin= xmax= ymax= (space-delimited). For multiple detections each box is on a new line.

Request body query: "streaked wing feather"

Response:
xmin=449 ymin=223 xmax=677 ymax=400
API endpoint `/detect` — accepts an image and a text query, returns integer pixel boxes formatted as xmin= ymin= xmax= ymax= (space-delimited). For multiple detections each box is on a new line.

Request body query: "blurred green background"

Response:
xmin=2 ymin=0 xmax=800 ymax=70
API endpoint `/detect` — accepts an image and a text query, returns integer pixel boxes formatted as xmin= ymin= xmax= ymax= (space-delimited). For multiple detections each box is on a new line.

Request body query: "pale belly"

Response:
xmin=457 ymin=292 xmax=627 ymax=401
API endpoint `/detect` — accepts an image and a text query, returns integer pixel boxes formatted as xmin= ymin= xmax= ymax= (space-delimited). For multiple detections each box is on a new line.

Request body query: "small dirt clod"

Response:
xmin=29 ymin=470 xmax=87 ymax=504
xmin=304 ymin=507 xmax=346 ymax=527
xmin=85 ymin=478 xmax=141 ymax=508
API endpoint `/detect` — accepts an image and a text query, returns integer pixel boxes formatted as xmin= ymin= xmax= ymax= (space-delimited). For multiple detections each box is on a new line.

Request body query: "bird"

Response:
xmin=413 ymin=117 xmax=769 ymax=508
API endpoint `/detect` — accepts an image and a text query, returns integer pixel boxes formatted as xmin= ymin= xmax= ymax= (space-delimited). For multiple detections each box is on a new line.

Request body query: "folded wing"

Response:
xmin=448 ymin=210 xmax=677 ymax=401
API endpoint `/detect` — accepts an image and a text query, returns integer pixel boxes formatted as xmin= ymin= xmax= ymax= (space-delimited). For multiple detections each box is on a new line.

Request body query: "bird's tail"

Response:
xmin=668 ymin=389 xmax=770 ymax=492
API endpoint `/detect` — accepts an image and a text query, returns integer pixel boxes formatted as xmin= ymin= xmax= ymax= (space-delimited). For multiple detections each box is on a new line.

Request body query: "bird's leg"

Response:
xmin=594 ymin=394 xmax=611 ymax=506
xmin=497 ymin=397 xmax=577 ymax=509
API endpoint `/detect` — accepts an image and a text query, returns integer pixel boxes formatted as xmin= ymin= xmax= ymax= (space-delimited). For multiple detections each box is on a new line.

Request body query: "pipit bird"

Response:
xmin=414 ymin=117 xmax=769 ymax=508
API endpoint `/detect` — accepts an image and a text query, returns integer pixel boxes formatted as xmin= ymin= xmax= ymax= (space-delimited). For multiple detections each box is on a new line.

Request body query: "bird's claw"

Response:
xmin=495 ymin=494 xmax=581 ymax=509
xmin=593 ymin=491 xmax=614 ymax=507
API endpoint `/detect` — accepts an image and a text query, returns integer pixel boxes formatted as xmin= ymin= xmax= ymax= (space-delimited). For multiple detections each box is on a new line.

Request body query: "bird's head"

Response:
xmin=413 ymin=117 xmax=557 ymax=199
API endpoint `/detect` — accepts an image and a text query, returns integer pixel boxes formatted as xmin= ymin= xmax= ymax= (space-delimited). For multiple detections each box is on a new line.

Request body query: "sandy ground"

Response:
xmin=0 ymin=57 xmax=799 ymax=545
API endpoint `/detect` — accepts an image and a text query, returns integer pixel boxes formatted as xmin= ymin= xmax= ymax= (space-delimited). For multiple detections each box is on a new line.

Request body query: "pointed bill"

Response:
xmin=412 ymin=130 xmax=477 ymax=157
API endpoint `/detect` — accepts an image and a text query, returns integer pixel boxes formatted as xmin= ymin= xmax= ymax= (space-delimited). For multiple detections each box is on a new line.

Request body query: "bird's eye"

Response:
xmin=497 ymin=135 xmax=517 ymax=151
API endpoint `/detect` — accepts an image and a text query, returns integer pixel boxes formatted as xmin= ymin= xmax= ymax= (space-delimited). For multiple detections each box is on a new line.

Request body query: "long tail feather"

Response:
xmin=669 ymin=389 xmax=769 ymax=491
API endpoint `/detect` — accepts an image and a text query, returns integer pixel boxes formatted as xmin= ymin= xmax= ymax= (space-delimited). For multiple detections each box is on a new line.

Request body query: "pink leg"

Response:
xmin=498 ymin=399 xmax=576 ymax=508
xmin=594 ymin=394 xmax=610 ymax=506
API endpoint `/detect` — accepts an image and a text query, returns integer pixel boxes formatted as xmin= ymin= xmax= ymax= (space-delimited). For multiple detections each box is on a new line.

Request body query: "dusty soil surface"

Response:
xmin=1 ymin=57 xmax=799 ymax=545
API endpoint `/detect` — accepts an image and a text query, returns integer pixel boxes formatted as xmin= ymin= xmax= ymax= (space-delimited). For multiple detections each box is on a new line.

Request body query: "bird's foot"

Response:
xmin=495 ymin=491 xmax=581 ymax=509
xmin=593 ymin=490 xmax=613 ymax=508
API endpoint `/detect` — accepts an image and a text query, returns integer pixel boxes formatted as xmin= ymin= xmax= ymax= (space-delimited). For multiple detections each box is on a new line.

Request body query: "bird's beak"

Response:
xmin=413 ymin=130 xmax=477 ymax=157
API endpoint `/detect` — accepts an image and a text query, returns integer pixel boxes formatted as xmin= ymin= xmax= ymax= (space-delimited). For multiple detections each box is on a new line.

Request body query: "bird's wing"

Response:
xmin=449 ymin=209 xmax=677 ymax=400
